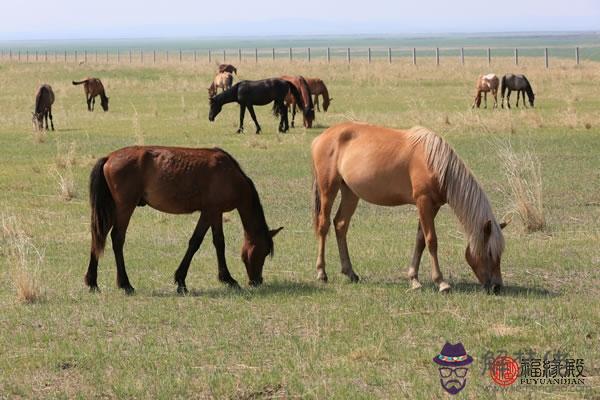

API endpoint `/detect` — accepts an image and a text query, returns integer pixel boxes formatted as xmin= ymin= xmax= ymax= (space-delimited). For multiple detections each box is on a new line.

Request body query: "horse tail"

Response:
xmin=72 ymin=79 xmax=88 ymax=85
xmin=287 ymin=82 xmax=304 ymax=111
xmin=89 ymin=157 xmax=115 ymax=257
xmin=312 ymin=167 xmax=321 ymax=234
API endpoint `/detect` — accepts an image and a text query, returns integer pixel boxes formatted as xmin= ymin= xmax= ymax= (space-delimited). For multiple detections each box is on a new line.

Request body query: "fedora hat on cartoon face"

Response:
xmin=433 ymin=342 xmax=473 ymax=367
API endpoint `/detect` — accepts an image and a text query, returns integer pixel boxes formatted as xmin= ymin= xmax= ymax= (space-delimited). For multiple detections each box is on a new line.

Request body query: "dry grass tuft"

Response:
xmin=56 ymin=142 xmax=77 ymax=170
xmin=32 ymin=127 xmax=46 ymax=144
xmin=1 ymin=214 xmax=45 ymax=303
xmin=497 ymin=141 xmax=546 ymax=232
xmin=132 ymin=104 xmax=144 ymax=145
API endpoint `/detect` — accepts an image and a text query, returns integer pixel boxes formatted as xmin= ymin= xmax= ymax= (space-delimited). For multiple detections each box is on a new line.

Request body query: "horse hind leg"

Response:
xmin=49 ymin=108 xmax=54 ymax=131
xmin=246 ymin=104 xmax=261 ymax=134
xmin=174 ymin=212 xmax=211 ymax=294
xmin=333 ymin=183 xmax=360 ymax=282
xmin=111 ymin=206 xmax=136 ymax=294
xmin=237 ymin=104 xmax=246 ymax=134
xmin=415 ymin=196 xmax=449 ymax=292
xmin=314 ymin=175 xmax=341 ymax=282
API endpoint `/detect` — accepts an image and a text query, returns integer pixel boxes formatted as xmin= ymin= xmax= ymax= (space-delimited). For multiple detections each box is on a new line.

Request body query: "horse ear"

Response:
xmin=269 ymin=227 xmax=283 ymax=238
xmin=483 ymin=220 xmax=492 ymax=241
xmin=499 ymin=221 xmax=508 ymax=230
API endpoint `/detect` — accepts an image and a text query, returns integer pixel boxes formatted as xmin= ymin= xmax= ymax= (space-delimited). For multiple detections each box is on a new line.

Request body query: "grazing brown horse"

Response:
xmin=218 ymin=63 xmax=237 ymax=75
xmin=306 ymin=78 xmax=332 ymax=112
xmin=312 ymin=122 xmax=507 ymax=293
xmin=281 ymin=75 xmax=315 ymax=128
xmin=85 ymin=146 xmax=282 ymax=294
xmin=472 ymin=73 xmax=499 ymax=109
xmin=72 ymin=77 xmax=109 ymax=111
xmin=208 ymin=71 xmax=234 ymax=98
xmin=32 ymin=84 xmax=55 ymax=131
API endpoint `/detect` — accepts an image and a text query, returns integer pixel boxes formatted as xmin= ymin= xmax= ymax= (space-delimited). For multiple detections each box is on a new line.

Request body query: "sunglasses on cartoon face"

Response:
xmin=439 ymin=367 xmax=469 ymax=378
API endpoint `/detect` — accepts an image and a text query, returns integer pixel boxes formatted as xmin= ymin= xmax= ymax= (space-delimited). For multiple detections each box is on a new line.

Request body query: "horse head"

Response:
xmin=101 ymin=96 xmax=109 ymax=112
xmin=323 ymin=97 xmax=332 ymax=112
xmin=208 ymin=96 xmax=221 ymax=122
xmin=465 ymin=220 xmax=508 ymax=294
xmin=241 ymin=226 xmax=283 ymax=286
xmin=31 ymin=112 xmax=43 ymax=130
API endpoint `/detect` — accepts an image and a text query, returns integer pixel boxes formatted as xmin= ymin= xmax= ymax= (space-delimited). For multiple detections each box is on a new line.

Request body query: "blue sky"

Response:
xmin=2 ymin=0 xmax=599 ymax=39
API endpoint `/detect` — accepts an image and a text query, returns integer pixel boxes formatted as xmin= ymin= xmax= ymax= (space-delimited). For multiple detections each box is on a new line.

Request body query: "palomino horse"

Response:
xmin=72 ymin=77 xmax=109 ymax=111
xmin=32 ymin=84 xmax=55 ymax=131
xmin=208 ymin=71 xmax=234 ymax=98
xmin=472 ymin=74 xmax=499 ymax=109
xmin=218 ymin=63 xmax=237 ymax=75
xmin=312 ymin=122 xmax=507 ymax=293
xmin=501 ymin=74 xmax=535 ymax=109
xmin=281 ymin=75 xmax=315 ymax=128
xmin=85 ymin=146 xmax=282 ymax=294
xmin=209 ymin=78 xmax=304 ymax=134
xmin=306 ymin=78 xmax=332 ymax=112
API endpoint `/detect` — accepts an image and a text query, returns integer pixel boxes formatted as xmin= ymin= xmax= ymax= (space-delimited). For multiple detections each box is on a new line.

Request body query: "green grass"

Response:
xmin=0 ymin=58 xmax=599 ymax=399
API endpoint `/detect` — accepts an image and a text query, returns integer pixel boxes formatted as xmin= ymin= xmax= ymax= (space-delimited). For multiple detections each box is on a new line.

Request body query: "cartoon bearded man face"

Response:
xmin=433 ymin=342 xmax=473 ymax=395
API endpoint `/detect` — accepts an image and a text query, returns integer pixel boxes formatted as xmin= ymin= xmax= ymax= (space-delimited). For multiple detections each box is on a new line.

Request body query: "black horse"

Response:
xmin=32 ymin=84 xmax=55 ymax=131
xmin=501 ymin=74 xmax=535 ymax=109
xmin=208 ymin=78 xmax=304 ymax=134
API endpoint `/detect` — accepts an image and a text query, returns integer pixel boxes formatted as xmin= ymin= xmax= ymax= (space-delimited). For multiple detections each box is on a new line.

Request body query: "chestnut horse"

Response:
xmin=306 ymin=78 xmax=332 ymax=112
xmin=312 ymin=122 xmax=507 ymax=293
xmin=208 ymin=71 xmax=234 ymax=98
xmin=32 ymin=84 xmax=55 ymax=131
xmin=85 ymin=146 xmax=282 ymax=294
xmin=72 ymin=77 xmax=109 ymax=112
xmin=281 ymin=75 xmax=315 ymax=128
xmin=472 ymin=74 xmax=499 ymax=109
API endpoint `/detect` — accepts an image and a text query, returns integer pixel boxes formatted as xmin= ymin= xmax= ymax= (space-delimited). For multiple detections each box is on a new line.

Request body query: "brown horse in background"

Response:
xmin=472 ymin=74 xmax=499 ymax=109
xmin=306 ymin=78 xmax=332 ymax=112
xmin=72 ymin=77 xmax=109 ymax=111
xmin=281 ymin=75 xmax=315 ymax=128
xmin=32 ymin=84 xmax=55 ymax=131
xmin=208 ymin=71 xmax=234 ymax=98
xmin=312 ymin=122 xmax=508 ymax=293
xmin=218 ymin=64 xmax=237 ymax=75
xmin=85 ymin=146 xmax=282 ymax=294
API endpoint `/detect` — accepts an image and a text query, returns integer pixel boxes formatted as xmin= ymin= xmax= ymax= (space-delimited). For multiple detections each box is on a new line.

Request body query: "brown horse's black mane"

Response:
xmin=216 ymin=147 xmax=274 ymax=256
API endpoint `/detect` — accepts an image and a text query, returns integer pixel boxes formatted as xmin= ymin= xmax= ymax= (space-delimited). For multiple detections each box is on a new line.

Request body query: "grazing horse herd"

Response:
xmin=30 ymin=64 xmax=535 ymax=295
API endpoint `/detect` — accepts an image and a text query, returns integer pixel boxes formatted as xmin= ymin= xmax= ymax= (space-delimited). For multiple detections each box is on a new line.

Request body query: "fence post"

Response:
xmin=412 ymin=48 xmax=416 ymax=65
xmin=514 ymin=48 xmax=518 ymax=65
xmin=117 ymin=49 xmax=120 ymax=63
xmin=129 ymin=50 xmax=132 ymax=63
xmin=18 ymin=50 xmax=21 ymax=62
xmin=487 ymin=48 xmax=491 ymax=65
xmin=575 ymin=47 xmax=580 ymax=65
xmin=368 ymin=48 xmax=371 ymax=63
xmin=35 ymin=50 xmax=37 ymax=62
xmin=95 ymin=51 xmax=98 ymax=63
xmin=45 ymin=50 xmax=48 ymax=62
xmin=435 ymin=47 xmax=439 ymax=66
xmin=307 ymin=47 xmax=310 ymax=63
xmin=106 ymin=50 xmax=108 ymax=63
xmin=255 ymin=48 xmax=258 ymax=63
xmin=153 ymin=50 xmax=156 ymax=64
xmin=388 ymin=47 xmax=392 ymax=64
xmin=460 ymin=47 xmax=464 ymax=65
xmin=194 ymin=50 xmax=196 ymax=63
xmin=208 ymin=49 xmax=211 ymax=63
xmin=64 ymin=50 xmax=66 ymax=63
xmin=544 ymin=48 xmax=548 ymax=68
xmin=179 ymin=49 xmax=182 ymax=63
xmin=223 ymin=49 xmax=226 ymax=62
xmin=238 ymin=48 xmax=242 ymax=63
xmin=289 ymin=47 xmax=292 ymax=62
xmin=272 ymin=48 xmax=275 ymax=61
xmin=141 ymin=50 xmax=143 ymax=64
xmin=74 ymin=50 xmax=77 ymax=63
xmin=9 ymin=49 xmax=12 ymax=61
xmin=327 ymin=47 xmax=330 ymax=63
xmin=166 ymin=51 xmax=169 ymax=62
xmin=85 ymin=50 xmax=87 ymax=63
xmin=347 ymin=47 xmax=351 ymax=63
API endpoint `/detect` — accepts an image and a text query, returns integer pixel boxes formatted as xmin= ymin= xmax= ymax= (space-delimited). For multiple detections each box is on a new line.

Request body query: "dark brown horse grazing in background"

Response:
xmin=281 ymin=75 xmax=315 ymax=128
xmin=85 ymin=146 xmax=282 ymax=294
xmin=306 ymin=78 xmax=332 ymax=112
xmin=218 ymin=64 xmax=237 ymax=75
xmin=32 ymin=84 xmax=55 ymax=131
xmin=501 ymin=74 xmax=535 ymax=109
xmin=73 ymin=77 xmax=109 ymax=111
xmin=472 ymin=73 xmax=499 ymax=109
xmin=312 ymin=122 xmax=508 ymax=293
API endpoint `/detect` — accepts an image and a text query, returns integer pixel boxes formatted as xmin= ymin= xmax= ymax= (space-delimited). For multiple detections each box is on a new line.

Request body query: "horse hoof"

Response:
xmin=177 ymin=286 xmax=188 ymax=295
xmin=317 ymin=271 xmax=328 ymax=283
xmin=438 ymin=282 xmax=451 ymax=293
xmin=348 ymin=273 xmax=360 ymax=283
xmin=122 ymin=285 xmax=135 ymax=295
xmin=410 ymin=279 xmax=422 ymax=290
xmin=88 ymin=285 xmax=100 ymax=293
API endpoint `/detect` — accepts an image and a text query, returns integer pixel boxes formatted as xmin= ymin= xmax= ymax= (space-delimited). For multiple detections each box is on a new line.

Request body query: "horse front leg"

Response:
xmin=44 ymin=111 xmax=49 ymax=131
xmin=87 ymin=95 xmax=92 ymax=111
xmin=174 ymin=213 xmax=211 ymax=294
xmin=246 ymin=104 xmax=261 ymax=134
xmin=314 ymin=95 xmax=320 ymax=112
xmin=291 ymin=104 xmax=296 ymax=128
xmin=237 ymin=104 xmax=246 ymax=133
xmin=49 ymin=108 xmax=54 ymax=131
xmin=416 ymin=197 xmax=448 ymax=292
xmin=280 ymin=103 xmax=289 ymax=133
xmin=408 ymin=222 xmax=426 ymax=289
xmin=516 ymin=91 xmax=520 ymax=108
xmin=493 ymin=90 xmax=498 ymax=109
xmin=522 ymin=91 xmax=528 ymax=108
xmin=211 ymin=216 xmax=239 ymax=288
xmin=484 ymin=92 xmax=488 ymax=108
xmin=506 ymin=90 xmax=512 ymax=109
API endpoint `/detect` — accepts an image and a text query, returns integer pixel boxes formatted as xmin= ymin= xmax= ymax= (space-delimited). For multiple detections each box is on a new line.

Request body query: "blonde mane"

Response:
xmin=407 ymin=126 xmax=504 ymax=261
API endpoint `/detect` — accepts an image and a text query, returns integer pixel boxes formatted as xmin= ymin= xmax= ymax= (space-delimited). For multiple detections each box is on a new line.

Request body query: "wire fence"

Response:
xmin=0 ymin=46 xmax=597 ymax=67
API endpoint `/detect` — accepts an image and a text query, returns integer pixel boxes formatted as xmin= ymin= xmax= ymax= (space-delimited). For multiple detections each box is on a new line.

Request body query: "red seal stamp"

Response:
xmin=490 ymin=356 xmax=520 ymax=386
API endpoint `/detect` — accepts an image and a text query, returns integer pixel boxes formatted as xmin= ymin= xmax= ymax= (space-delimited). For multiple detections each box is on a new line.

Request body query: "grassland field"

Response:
xmin=0 ymin=56 xmax=599 ymax=398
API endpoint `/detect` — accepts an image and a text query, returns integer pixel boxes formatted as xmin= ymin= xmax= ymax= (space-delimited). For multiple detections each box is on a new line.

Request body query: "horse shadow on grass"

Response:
xmin=150 ymin=280 xmax=328 ymax=299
